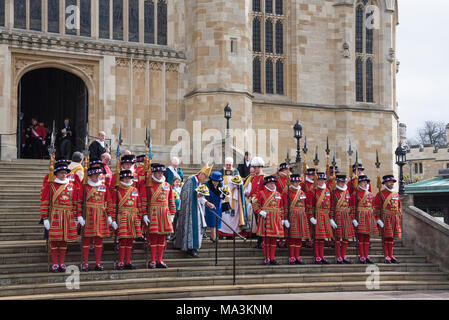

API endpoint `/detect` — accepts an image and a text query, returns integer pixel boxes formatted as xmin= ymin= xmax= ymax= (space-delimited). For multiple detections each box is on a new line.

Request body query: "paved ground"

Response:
xmin=171 ymin=290 xmax=449 ymax=300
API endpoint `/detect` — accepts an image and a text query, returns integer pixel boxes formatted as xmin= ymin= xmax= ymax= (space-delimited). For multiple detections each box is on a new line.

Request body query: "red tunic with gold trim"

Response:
xmin=374 ymin=189 xmax=402 ymax=239
xmin=350 ymin=189 xmax=379 ymax=235
xmin=253 ymin=188 xmax=285 ymax=238
xmin=77 ymin=182 xmax=112 ymax=238
xmin=109 ymin=184 xmax=143 ymax=239
xmin=140 ymin=180 xmax=177 ymax=235
xmin=275 ymin=175 xmax=289 ymax=195
xmin=306 ymin=187 xmax=333 ymax=240
xmin=330 ymin=188 xmax=355 ymax=240
xmin=299 ymin=179 xmax=314 ymax=194
xmin=284 ymin=187 xmax=310 ymax=239
xmin=249 ymin=174 xmax=265 ymax=199
xmin=42 ymin=172 xmax=82 ymax=194
xmin=40 ymin=181 xmax=79 ymax=242
xmin=347 ymin=177 xmax=372 ymax=195
xmin=109 ymin=172 xmax=138 ymax=191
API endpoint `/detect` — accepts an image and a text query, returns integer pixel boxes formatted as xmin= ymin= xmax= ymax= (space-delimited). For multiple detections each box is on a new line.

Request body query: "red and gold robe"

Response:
xmin=374 ymin=189 xmax=402 ymax=239
xmin=275 ymin=174 xmax=289 ymax=195
xmin=109 ymin=185 xmax=143 ymax=239
xmin=77 ymin=182 xmax=112 ymax=238
xmin=140 ymin=180 xmax=177 ymax=235
xmin=299 ymin=179 xmax=314 ymax=194
xmin=253 ymin=188 xmax=285 ymax=238
xmin=350 ymin=189 xmax=379 ymax=235
xmin=306 ymin=187 xmax=332 ymax=240
xmin=40 ymin=181 xmax=78 ymax=242
xmin=283 ymin=187 xmax=310 ymax=239
xmin=249 ymin=174 xmax=265 ymax=200
xmin=330 ymin=188 xmax=355 ymax=240
xmin=347 ymin=177 xmax=372 ymax=195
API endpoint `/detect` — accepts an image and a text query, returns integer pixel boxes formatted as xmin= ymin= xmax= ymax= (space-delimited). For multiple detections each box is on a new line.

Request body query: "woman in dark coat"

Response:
xmin=205 ymin=171 xmax=223 ymax=242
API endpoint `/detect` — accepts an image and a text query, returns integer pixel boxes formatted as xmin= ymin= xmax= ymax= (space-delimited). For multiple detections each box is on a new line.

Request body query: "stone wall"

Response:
xmin=402 ymin=195 xmax=449 ymax=272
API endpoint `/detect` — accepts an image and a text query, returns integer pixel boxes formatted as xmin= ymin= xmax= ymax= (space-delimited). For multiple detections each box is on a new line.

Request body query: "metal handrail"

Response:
xmin=208 ymin=208 xmax=246 ymax=286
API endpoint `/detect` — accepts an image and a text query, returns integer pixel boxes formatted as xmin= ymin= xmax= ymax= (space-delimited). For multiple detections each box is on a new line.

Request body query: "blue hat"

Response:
xmin=210 ymin=171 xmax=223 ymax=182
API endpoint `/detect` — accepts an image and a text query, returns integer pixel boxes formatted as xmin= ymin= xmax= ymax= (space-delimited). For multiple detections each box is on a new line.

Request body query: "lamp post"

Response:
xmin=224 ymin=103 xmax=232 ymax=138
xmin=395 ymin=143 xmax=407 ymax=194
xmin=293 ymin=121 xmax=302 ymax=164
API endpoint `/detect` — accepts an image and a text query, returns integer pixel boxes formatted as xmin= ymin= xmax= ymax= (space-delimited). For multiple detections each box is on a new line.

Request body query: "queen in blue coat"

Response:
xmin=205 ymin=171 xmax=223 ymax=242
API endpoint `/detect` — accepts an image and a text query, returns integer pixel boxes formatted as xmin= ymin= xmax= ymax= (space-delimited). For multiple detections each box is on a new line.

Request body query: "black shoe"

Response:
xmin=384 ymin=259 xmax=392 ymax=264
xmin=270 ymin=259 xmax=280 ymax=265
xmin=148 ymin=261 xmax=156 ymax=269
xmin=189 ymin=250 xmax=200 ymax=258
xmin=336 ymin=260 xmax=343 ymax=264
xmin=95 ymin=264 xmax=104 ymax=271
xmin=365 ymin=257 xmax=374 ymax=264
xmin=124 ymin=263 xmax=136 ymax=270
xmin=210 ymin=239 xmax=216 ymax=243
xmin=391 ymin=257 xmax=400 ymax=264
xmin=202 ymin=234 xmax=208 ymax=239
xmin=314 ymin=259 xmax=322 ymax=265
xmin=116 ymin=262 xmax=125 ymax=270
xmin=343 ymin=258 xmax=352 ymax=264
xmin=321 ymin=258 xmax=329 ymax=264
xmin=295 ymin=258 xmax=305 ymax=265
xmin=156 ymin=262 xmax=168 ymax=269
xmin=135 ymin=237 xmax=145 ymax=242
xmin=58 ymin=264 xmax=67 ymax=272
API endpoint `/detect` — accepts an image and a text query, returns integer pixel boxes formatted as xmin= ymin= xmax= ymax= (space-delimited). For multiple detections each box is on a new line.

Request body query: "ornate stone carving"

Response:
xmin=73 ymin=64 xmax=95 ymax=79
xmin=149 ymin=61 xmax=163 ymax=71
xmin=342 ymin=42 xmax=350 ymax=58
xmin=166 ymin=63 xmax=179 ymax=73
xmin=14 ymin=58 xmax=37 ymax=76
xmin=387 ymin=48 xmax=395 ymax=63
xmin=132 ymin=59 xmax=147 ymax=72
xmin=116 ymin=58 xmax=130 ymax=68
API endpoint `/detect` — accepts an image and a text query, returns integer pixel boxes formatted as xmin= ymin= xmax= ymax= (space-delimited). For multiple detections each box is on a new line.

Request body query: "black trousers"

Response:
xmin=30 ymin=137 xmax=42 ymax=159
xmin=60 ymin=139 xmax=72 ymax=160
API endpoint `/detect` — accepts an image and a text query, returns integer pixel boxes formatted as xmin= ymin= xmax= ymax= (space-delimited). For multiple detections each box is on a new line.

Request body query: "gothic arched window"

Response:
xmin=266 ymin=59 xmax=274 ymax=94
xmin=157 ymin=0 xmax=168 ymax=45
xmin=265 ymin=20 xmax=273 ymax=53
xmin=48 ymin=0 xmax=59 ymax=33
xmin=253 ymin=18 xmax=261 ymax=52
xmin=265 ymin=0 xmax=273 ymax=14
xmin=30 ymin=0 xmax=42 ymax=31
xmin=275 ymin=21 xmax=283 ymax=54
xmin=355 ymin=5 xmax=364 ymax=54
xmin=366 ymin=59 xmax=374 ymax=102
xmin=113 ymin=0 xmax=124 ymax=40
xmin=144 ymin=0 xmax=155 ymax=44
xmin=0 ymin=0 xmax=4 ymax=27
xmin=275 ymin=0 xmax=283 ymax=15
xmin=129 ymin=0 xmax=139 ymax=42
xmin=253 ymin=58 xmax=262 ymax=93
xmin=356 ymin=57 xmax=364 ymax=102
xmin=80 ymin=0 xmax=91 ymax=37
xmin=99 ymin=0 xmax=110 ymax=39
xmin=253 ymin=0 xmax=261 ymax=12
xmin=14 ymin=0 xmax=26 ymax=29
xmin=276 ymin=60 xmax=284 ymax=95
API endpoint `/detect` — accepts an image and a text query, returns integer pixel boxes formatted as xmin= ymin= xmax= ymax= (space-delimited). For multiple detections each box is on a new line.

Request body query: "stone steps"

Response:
xmin=0 ymin=219 xmax=41 ymax=226
xmin=0 ymin=255 xmax=430 ymax=275
xmin=1 ymin=272 xmax=448 ymax=298
xmin=3 ymin=280 xmax=449 ymax=300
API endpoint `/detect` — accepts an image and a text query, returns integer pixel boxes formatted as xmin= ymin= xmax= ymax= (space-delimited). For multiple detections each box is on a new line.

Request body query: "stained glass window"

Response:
xmin=99 ymin=0 xmax=110 ymax=39
xmin=48 ymin=0 xmax=59 ymax=33
xmin=366 ymin=59 xmax=374 ymax=103
xmin=253 ymin=58 xmax=261 ymax=93
xmin=275 ymin=0 xmax=283 ymax=15
xmin=30 ymin=0 xmax=42 ymax=31
xmin=80 ymin=0 xmax=91 ymax=37
xmin=113 ymin=0 xmax=123 ymax=40
xmin=356 ymin=58 xmax=364 ymax=102
xmin=157 ymin=0 xmax=167 ymax=45
xmin=276 ymin=60 xmax=284 ymax=95
xmin=253 ymin=18 xmax=261 ymax=52
xmin=14 ymin=0 xmax=26 ymax=29
xmin=265 ymin=0 xmax=272 ymax=14
xmin=265 ymin=20 xmax=273 ymax=53
xmin=266 ymin=59 xmax=274 ymax=94
xmin=355 ymin=5 xmax=363 ymax=54
xmin=0 ymin=0 xmax=4 ymax=27
xmin=128 ymin=0 xmax=139 ymax=42
xmin=275 ymin=21 xmax=283 ymax=54
xmin=144 ymin=0 xmax=155 ymax=44
xmin=253 ymin=0 xmax=261 ymax=12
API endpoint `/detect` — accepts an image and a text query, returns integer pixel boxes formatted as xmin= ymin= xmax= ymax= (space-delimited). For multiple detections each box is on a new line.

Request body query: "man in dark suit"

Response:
xmin=59 ymin=118 xmax=73 ymax=160
xmin=89 ymin=131 xmax=109 ymax=160
xmin=237 ymin=152 xmax=251 ymax=178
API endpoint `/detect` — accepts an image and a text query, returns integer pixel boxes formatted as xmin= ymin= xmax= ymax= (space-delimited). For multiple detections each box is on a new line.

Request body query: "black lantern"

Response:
xmin=395 ymin=143 xmax=407 ymax=194
xmin=293 ymin=121 xmax=302 ymax=164
xmin=224 ymin=104 xmax=232 ymax=137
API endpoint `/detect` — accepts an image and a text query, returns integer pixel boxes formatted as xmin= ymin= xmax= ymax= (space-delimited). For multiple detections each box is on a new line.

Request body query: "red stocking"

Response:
xmin=59 ymin=241 xmax=67 ymax=265
xmin=50 ymin=241 xmax=59 ymax=265
xmin=94 ymin=237 xmax=103 ymax=265
xmin=82 ymin=237 xmax=92 ymax=264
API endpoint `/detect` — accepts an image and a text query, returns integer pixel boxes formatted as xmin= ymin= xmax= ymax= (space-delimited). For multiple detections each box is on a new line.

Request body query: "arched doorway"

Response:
xmin=17 ymin=68 xmax=89 ymax=159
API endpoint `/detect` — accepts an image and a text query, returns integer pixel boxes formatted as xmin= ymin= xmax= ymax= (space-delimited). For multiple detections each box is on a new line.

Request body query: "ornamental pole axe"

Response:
xmin=113 ymin=126 xmax=123 ymax=269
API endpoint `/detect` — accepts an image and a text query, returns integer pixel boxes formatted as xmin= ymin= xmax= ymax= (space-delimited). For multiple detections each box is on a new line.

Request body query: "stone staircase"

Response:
xmin=0 ymin=159 xmax=448 ymax=300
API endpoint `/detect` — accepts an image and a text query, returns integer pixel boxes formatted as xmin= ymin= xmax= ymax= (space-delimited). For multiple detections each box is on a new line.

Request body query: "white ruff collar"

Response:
xmin=54 ymin=178 xmax=69 ymax=184
xmin=291 ymin=185 xmax=301 ymax=190
xmin=265 ymin=185 xmax=276 ymax=193
xmin=152 ymin=174 xmax=166 ymax=184
xmin=317 ymin=184 xmax=326 ymax=190
xmin=359 ymin=185 xmax=369 ymax=191
xmin=88 ymin=180 xmax=102 ymax=187
xmin=120 ymin=180 xmax=133 ymax=187
xmin=306 ymin=177 xmax=314 ymax=184
xmin=336 ymin=184 xmax=347 ymax=192
xmin=384 ymin=186 xmax=394 ymax=193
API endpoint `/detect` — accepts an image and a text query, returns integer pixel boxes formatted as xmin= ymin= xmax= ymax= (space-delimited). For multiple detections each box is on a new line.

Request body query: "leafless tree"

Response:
xmin=416 ymin=121 xmax=447 ymax=147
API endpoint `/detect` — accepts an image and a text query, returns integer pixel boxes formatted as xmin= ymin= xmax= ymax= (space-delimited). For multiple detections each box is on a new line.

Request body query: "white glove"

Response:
xmin=377 ymin=219 xmax=384 ymax=228
xmin=43 ymin=219 xmax=50 ymax=230
xmin=330 ymin=219 xmax=338 ymax=229
xmin=108 ymin=216 xmax=113 ymax=225
xmin=111 ymin=221 xmax=118 ymax=230
xmin=310 ymin=217 xmax=317 ymax=225
xmin=259 ymin=211 xmax=267 ymax=219
xmin=77 ymin=216 xmax=85 ymax=227
xmin=143 ymin=215 xmax=150 ymax=226
xmin=283 ymin=220 xmax=290 ymax=228
xmin=352 ymin=219 xmax=359 ymax=228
